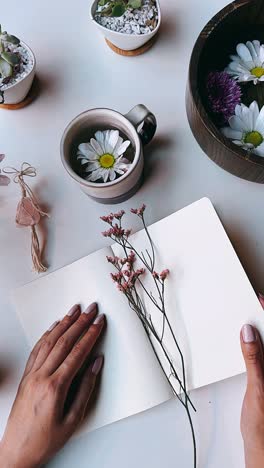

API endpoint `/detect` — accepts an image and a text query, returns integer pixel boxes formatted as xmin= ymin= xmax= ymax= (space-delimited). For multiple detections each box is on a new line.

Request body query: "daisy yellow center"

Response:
xmin=251 ymin=67 xmax=264 ymax=78
xmin=99 ymin=153 xmax=115 ymax=168
xmin=244 ymin=131 xmax=263 ymax=147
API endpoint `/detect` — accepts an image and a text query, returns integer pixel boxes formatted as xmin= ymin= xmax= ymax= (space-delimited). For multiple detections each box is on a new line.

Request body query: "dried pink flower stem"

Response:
xmin=101 ymin=206 xmax=197 ymax=468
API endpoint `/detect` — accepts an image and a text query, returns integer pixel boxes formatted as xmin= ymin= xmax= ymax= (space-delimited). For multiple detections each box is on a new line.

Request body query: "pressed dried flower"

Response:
xmin=131 ymin=204 xmax=146 ymax=216
xmin=100 ymin=214 xmax=114 ymax=224
xmin=106 ymin=255 xmax=119 ymax=265
xmin=100 ymin=204 xmax=196 ymax=466
xmin=114 ymin=210 xmax=125 ymax=220
xmin=160 ymin=269 xmax=169 ymax=281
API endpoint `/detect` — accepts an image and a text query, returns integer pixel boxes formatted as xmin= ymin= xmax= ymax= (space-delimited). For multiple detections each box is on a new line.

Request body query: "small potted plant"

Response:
xmin=0 ymin=25 xmax=36 ymax=105
xmin=90 ymin=0 xmax=161 ymax=52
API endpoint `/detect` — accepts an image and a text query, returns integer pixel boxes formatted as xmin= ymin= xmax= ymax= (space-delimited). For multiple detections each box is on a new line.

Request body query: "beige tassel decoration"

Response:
xmin=4 ymin=163 xmax=49 ymax=273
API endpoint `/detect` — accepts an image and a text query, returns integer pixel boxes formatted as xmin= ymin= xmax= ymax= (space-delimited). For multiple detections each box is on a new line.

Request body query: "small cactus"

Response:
xmin=0 ymin=24 xmax=20 ymax=80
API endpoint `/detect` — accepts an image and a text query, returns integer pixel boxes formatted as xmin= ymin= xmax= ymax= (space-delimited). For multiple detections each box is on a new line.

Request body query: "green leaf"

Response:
xmin=1 ymin=51 xmax=19 ymax=66
xmin=98 ymin=0 xmax=109 ymax=5
xmin=100 ymin=4 xmax=113 ymax=15
xmin=5 ymin=34 xmax=20 ymax=45
xmin=0 ymin=57 xmax=12 ymax=77
xmin=111 ymin=2 xmax=126 ymax=16
xmin=128 ymin=0 xmax=141 ymax=8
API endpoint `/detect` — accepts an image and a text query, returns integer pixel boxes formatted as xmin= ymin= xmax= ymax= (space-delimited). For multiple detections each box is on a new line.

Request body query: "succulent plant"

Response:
xmin=97 ymin=0 xmax=142 ymax=17
xmin=0 ymin=25 xmax=20 ymax=80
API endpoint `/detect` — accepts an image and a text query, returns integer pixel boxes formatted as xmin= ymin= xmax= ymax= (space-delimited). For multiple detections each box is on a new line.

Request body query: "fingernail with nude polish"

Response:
xmin=93 ymin=313 xmax=105 ymax=325
xmin=67 ymin=304 xmax=80 ymax=317
xmin=92 ymin=356 xmax=104 ymax=376
xmin=242 ymin=324 xmax=257 ymax=343
xmin=83 ymin=302 xmax=97 ymax=315
xmin=48 ymin=320 xmax=60 ymax=332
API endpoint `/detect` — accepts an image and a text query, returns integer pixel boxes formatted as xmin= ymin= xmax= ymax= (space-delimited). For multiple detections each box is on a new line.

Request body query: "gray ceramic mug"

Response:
xmin=60 ymin=105 xmax=157 ymax=204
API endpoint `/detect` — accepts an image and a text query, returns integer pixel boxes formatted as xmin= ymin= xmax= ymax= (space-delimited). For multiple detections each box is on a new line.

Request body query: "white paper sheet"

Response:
xmin=13 ymin=197 xmax=264 ymax=435
xmin=113 ymin=198 xmax=264 ymax=392
xmin=13 ymin=247 xmax=173 ymax=434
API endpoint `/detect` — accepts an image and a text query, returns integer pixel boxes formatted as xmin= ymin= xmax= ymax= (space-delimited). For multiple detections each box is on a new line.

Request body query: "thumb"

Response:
xmin=241 ymin=324 xmax=264 ymax=386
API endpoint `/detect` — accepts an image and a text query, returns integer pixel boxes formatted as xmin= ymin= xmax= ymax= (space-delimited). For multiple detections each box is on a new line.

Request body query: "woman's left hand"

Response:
xmin=0 ymin=302 xmax=105 ymax=468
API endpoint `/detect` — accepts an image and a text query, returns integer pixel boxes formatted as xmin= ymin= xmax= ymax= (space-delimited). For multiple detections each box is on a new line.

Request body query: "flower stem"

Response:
xmin=102 ymin=208 xmax=197 ymax=467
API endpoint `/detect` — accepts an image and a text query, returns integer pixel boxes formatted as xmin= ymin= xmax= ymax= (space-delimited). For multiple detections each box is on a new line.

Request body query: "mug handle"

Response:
xmin=125 ymin=104 xmax=157 ymax=146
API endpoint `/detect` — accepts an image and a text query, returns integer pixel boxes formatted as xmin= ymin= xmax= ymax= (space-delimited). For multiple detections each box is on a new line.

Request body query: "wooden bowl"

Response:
xmin=186 ymin=0 xmax=264 ymax=183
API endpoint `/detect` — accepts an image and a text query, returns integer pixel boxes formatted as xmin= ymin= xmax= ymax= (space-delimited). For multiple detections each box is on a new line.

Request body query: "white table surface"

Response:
xmin=1 ymin=0 xmax=263 ymax=466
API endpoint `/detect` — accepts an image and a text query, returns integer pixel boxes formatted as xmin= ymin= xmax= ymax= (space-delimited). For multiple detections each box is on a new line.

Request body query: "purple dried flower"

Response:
xmin=206 ymin=71 xmax=242 ymax=124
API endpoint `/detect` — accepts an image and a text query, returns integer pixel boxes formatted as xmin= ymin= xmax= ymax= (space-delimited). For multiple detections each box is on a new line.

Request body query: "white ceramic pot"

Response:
xmin=60 ymin=105 xmax=157 ymax=204
xmin=1 ymin=41 xmax=36 ymax=105
xmin=90 ymin=0 xmax=161 ymax=51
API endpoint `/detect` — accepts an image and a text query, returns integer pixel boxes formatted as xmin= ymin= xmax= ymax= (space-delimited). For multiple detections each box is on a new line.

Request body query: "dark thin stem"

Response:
xmin=105 ymin=215 xmax=197 ymax=468
xmin=142 ymin=214 xmax=155 ymax=271
xmin=185 ymin=400 xmax=197 ymax=468
xmin=143 ymin=322 xmax=185 ymax=407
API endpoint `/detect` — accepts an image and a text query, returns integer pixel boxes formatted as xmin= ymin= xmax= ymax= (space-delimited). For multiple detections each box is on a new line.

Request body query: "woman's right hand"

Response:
xmin=0 ymin=302 xmax=105 ymax=468
xmin=241 ymin=324 xmax=264 ymax=468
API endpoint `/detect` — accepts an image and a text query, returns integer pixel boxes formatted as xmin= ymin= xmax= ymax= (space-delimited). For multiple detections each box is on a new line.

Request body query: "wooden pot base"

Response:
xmin=105 ymin=35 xmax=157 ymax=56
xmin=0 ymin=76 xmax=39 ymax=110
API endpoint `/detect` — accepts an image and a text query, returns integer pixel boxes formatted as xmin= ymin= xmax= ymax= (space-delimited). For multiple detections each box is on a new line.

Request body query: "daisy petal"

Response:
xmin=114 ymin=140 xmax=131 ymax=157
xmin=106 ymin=130 xmax=119 ymax=153
xmin=237 ymin=43 xmax=252 ymax=62
xmin=255 ymin=110 xmax=264 ymax=134
xmin=78 ymin=158 xmax=90 ymax=165
xmin=90 ymin=138 xmax=104 ymax=156
xmin=84 ymin=161 xmax=100 ymax=171
xmin=78 ymin=143 xmax=97 ymax=159
xmin=109 ymin=169 xmax=116 ymax=181
xmin=95 ymin=131 xmax=106 ymax=153
xmin=230 ymin=114 xmax=250 ymax=132
xmin=249 ymin=101 xmax=259 ymax=126
xmin=253 ymin=40 xmax=261 ymax=56
xmin=254 ymin=142 xmax=264 ymax=157
xmin=86 ymin=168 xmax=103 ymax=182
xmin=260 ymin=45 xmax=264 ymax=64
xmin=103 ymin=169 xmax=109 ymax=183
xmin=246 ymin=41 xmax=258 ymax=60
xmin=113 ymin=135 xmax=123 ymax=153
xmin=221 ymin=127 xmax=243 ymax=140
xmin=240 ymin=105 xmax=250 ymax=130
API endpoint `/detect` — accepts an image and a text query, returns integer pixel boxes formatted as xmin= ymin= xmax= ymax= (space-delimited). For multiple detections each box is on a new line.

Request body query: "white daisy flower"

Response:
xmin=77 ymin=129 xmax=131 ymax=183
xmin=221 ymin=101 xmax=264 ymax=157
xmin=226 ymin=40 xmax=264 ymax=84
